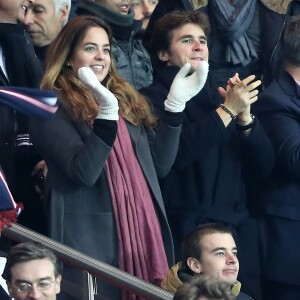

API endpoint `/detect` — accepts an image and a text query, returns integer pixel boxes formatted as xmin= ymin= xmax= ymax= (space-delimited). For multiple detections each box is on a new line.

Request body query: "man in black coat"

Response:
xmin=140 ymin=10 xmax=274 ymax=300
xmin=254 ymin=16 xmax=300 ymax=300
xmin=0 ymin=0 xmax=48 ymax=234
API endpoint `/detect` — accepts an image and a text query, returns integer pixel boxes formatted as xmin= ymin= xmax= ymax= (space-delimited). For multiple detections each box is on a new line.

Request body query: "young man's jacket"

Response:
xmin=76 ymin=0 xmax=153 ymax=90
xmin=162 ymin=262 xmax=253 ymax=300
xmin=144 ymin=0 xmax=300 ymax=87
xmin=140 ymin=65 xmax=274 ymax=252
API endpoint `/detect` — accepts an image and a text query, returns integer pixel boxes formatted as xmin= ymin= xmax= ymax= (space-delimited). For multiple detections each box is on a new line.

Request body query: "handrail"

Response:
xmin=2 ymin=223 xmax=173 ymax=300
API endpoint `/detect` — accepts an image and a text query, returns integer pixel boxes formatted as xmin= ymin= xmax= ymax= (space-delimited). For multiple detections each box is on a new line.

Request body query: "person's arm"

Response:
xmin=30 ymin=110 xmax=116 ymax=187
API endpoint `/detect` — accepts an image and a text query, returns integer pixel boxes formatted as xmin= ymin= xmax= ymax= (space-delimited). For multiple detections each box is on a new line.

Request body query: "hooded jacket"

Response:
xmin=76 ymin=1 xmax=153 ymax=89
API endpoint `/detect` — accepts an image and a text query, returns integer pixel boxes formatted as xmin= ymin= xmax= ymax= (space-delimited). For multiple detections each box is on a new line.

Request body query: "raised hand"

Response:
xmin=165 ymin=61 xmax=209 ymax=112
xmin=78 ymin=67 xmax=119 ymax=120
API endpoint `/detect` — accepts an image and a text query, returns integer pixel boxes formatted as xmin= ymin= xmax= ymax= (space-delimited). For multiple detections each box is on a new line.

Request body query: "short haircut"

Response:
xmin=181 ymin=223 xmax=233 ymax=272
xmin=149 ymin=10 xmax=210 ymax=66
xmin=283 ymin=16 xmax=300 ymax=67
xmin=173 ymin=276 xmax=235 ymax=300
xmin=4 ymin=242 xmax=60 ymax=281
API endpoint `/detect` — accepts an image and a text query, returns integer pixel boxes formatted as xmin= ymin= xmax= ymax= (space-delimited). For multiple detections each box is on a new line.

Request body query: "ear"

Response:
xmin=158 ymin=50 xmax=169 ymax=63
xmin=60 ymin=4 xmax=70 ymax=24
xmin=55 ymin=275 xmax=62 ymax=294
xmin=187 ymin=257 xmax=202 ymax=274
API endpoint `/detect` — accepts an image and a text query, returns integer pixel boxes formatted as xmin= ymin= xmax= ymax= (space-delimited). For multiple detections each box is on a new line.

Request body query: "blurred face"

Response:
xmin=97 ymin=0 xmax=130 ymax=15
xmin=131 ymin=0 xmax=158 ymax=31
xmin=158 ymin=23 xmax=209 ymax=72
xmin=8 ymin=259 xmax=61 ymax=300
xmin=26 ymin=0 xmax=69 ymax=47
xmin=196 ymin=233 xmax=239 ymax=284
xmin=0 ymin=0 xmax=32 ymax=24
xmin=73 ymin=26 xmax=111 ymax=83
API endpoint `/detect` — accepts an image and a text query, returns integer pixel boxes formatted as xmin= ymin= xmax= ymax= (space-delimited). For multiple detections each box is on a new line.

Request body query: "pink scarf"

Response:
xmin=104 ymin=117 xmax=169 ymax=299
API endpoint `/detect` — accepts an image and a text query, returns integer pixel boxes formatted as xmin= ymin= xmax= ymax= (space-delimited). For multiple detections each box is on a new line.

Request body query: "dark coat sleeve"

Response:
xmin=30 ymin=107 xmax=114 ymax=187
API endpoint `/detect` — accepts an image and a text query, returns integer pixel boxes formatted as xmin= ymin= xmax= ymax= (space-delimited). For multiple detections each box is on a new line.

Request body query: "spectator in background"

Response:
xmin=76 ymin=0 xmax=153 ymax=89
xmin=0 ymin=0 xmax=49 ymax=235
xmin=26 ymin=0 xmax=71 ymax=66
xmin=162 ymin=223 xmax=251 ymax=300
xmin=173 ymin=276 xmax=235 ymax=300
xmin=4 ymin=242 xmax=61 ymax=300
xmin=30 ymin=15 xmax=206 ymax=299
xmin=140 ymin=10 xmax=274 ymax=300
xmin=254 ymin=15 xmax=300 ymax=300
xmin=131 ymin=0 xmax=159 ymax=39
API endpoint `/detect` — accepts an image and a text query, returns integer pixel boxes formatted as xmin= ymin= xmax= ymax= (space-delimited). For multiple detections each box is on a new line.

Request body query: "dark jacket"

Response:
xmin=140 ymin=65 xmax=274 ymax=250
xmin=0 ymin=24 xmax=43 ymax=188
xmin=254 ymin=71 xmax=300 ymax=285
xmin=76 ymin=1 xmax=153 ymax=89
xmin=30 ymin=105 xmax=181 ymax=296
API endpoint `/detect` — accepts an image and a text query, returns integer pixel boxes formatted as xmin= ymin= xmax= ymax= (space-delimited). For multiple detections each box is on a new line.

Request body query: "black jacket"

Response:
xmin=76 ymin=1 xmax=153 ymax=89
xmin=0 ymin=24 xmax=43 ymax=187
xmin=140 ymin=65 xmax=274 ymax=246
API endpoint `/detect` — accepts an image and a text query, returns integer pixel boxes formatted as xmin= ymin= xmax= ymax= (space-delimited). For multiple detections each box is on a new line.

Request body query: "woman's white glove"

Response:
xmin=164 ymin=61 xmax=209 ymax=112
xmin=78 ymin=67 xmax=119 ymax=120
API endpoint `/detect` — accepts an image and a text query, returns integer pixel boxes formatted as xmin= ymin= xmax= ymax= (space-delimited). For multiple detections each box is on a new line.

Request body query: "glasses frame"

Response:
xmin=15 ymin=279 xmax=57 ymax=293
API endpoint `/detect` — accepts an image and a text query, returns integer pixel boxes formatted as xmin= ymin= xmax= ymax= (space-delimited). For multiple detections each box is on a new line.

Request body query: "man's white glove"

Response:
xmin=78 ymin=67 xmax=119 ymax=120
xmin=164 ymin=61 xmax=209 ymax=112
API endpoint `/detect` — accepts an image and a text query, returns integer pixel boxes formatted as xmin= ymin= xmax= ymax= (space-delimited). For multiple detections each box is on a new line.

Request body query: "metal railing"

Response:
xmin=2 ymin=223 xmax=173 ymax=300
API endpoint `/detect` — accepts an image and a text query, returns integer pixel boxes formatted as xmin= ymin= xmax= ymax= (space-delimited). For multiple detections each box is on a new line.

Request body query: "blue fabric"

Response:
xmin=0 ymin=87 xmax=57 ymax=119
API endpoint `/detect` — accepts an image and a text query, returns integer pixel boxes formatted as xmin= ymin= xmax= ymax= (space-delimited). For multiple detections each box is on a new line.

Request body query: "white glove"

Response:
xmin=78 ymin=67 xmax=119 ymax=120
xmin=164 ymin=61 xmax=209 ymax=112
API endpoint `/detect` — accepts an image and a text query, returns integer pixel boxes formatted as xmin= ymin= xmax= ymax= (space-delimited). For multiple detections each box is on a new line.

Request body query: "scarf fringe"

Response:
xmin=0 ymin=203 xmax=23 ymax=230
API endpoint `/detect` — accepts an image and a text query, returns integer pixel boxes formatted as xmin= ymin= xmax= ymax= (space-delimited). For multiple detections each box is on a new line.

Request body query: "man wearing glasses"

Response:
xmin=4 ymin=242 xmax=61 ymax=300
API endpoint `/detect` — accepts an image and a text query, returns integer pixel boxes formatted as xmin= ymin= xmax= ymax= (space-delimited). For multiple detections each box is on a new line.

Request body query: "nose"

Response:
xmin=95 ymin=50 xmax=105 ymax=60
xmin=226 ymin=253 xmax=238 ymax=264
xmin=23 ymin=9 xmax=34 ymax=25
xmin=28 ymin=285 xmax=43 ymax=299
xmin=193 ymin=40 xmax=204 ymax=52
xmin=142 ymin=0 xmax=152 ymax=15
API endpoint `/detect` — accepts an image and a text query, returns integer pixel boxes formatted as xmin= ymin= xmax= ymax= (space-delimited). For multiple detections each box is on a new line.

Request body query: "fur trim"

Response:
xmin=260 ymin=0 xmax=293 ymax=14
xmin=189 ymin=0 xmax=208 ymax=10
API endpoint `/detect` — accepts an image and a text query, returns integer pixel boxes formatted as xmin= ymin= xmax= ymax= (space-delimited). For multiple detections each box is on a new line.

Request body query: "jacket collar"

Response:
xmin=260 ymin=0 xmax=293 ymax=14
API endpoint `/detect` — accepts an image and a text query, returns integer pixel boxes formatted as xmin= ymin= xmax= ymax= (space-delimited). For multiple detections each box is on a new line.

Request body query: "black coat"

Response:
xmin=140 ymin=64 xmax=274 ymax=250
xmin=0 ymin=24 xmax=43 ymax=188
xmin=254 ymin=71 xmax=300 ymax=285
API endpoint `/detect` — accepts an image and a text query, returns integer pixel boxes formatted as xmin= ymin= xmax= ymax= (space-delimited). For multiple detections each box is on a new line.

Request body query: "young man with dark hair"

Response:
xmin=162 ymin=223 xmax=251 ymax=300
xmin=140 ymin=10 xmax=273 ymax=300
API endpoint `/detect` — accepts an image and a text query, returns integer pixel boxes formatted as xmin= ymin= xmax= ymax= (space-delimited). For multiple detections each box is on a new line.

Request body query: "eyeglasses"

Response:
xmin=131 ymin=0 xmax=159 ymax=8
xmin=15 ymin=279 xmax=56 ymax=293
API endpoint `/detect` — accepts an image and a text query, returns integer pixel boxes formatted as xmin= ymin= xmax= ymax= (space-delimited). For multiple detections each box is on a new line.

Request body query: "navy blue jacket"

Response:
xmin=254 ymin=70 xmax=300 ymax=286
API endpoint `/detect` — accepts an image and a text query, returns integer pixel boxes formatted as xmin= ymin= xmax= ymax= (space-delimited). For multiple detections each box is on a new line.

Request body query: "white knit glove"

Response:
xmin=164 ymin=61 xmax=209 ymax=112
xmin=78 ymin=67 xmax=119 ymax=120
